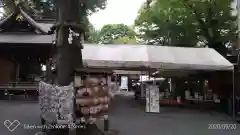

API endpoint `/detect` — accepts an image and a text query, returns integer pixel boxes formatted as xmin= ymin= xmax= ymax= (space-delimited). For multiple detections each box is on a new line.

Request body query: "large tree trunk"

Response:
xmin=56 ymin=0 xmax=83 ymax=86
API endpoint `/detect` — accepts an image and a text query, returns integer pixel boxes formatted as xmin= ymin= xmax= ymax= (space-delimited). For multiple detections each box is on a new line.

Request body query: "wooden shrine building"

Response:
xmin=0 ymin=5 xmax=54 ymax=85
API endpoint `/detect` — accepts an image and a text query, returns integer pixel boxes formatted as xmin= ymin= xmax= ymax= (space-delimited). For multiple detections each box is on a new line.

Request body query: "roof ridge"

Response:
xmin=19 ymin=8 xmax=48 ymax=34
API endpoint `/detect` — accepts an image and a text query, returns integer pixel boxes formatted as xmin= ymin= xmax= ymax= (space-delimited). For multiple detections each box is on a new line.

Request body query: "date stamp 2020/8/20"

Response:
xmin=208 ymin=124 xmax=236 ymax=130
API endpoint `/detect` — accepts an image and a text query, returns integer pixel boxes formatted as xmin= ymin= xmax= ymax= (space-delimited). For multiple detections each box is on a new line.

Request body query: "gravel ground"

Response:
xmin=0 ymin=94 xmax=240 ymax=135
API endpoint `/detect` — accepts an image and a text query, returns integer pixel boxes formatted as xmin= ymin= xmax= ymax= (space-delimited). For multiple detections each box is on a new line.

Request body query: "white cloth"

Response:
xmin=38 ymin=81 xmax=74 ymax=123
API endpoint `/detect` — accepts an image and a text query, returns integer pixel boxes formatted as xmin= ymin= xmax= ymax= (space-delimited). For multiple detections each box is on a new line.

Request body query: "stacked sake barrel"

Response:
xmin=75 ymin=76 xmax=113 ymax=123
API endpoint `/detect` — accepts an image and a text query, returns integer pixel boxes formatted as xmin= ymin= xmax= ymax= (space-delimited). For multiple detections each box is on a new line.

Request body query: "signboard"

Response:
xmin=145 ymin=85 xmax=160 ymax=113
xmin=120 ymin=76 xmax=128 ymax=90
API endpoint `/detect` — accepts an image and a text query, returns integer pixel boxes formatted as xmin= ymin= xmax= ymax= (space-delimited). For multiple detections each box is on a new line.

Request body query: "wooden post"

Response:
xmin=232 ymin=64 xmax=238 ymax=122
xmin=233 ymin=65 xmax=236 ymax=121
xmin=103 ymin=115 xmax=109 ymax=132
xmin=140 ymin=73 xmax=144 ymax=100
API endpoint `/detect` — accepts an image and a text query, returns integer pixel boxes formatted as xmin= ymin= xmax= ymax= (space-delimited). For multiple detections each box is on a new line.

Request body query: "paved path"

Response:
xmin=98 ymin=94 xmax=240 ymax=135
xmin=0 ymin=100 xmax=103 ymax=135
xmin=0 ymin=94 xmax=240 ymax=135
xmin=0 ymin=101 xmax=40 ymax=135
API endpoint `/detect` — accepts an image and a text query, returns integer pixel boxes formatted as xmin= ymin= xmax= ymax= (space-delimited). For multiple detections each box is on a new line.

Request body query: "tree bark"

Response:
xmin=56 ymin=0 xmax=83 ymax=86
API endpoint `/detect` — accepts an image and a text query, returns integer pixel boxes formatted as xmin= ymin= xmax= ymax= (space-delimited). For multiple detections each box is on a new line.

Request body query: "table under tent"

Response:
xmin=73 ymin=44 xmax=238 ymax=121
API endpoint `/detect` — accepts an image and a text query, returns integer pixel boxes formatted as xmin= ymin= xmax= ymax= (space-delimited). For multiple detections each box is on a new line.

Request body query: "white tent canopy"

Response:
xmin=82 ymin=44 xmax=149 ymax=68
xmin=81 ymin=44 xmax=233 ymax=71
xmin=113 ymin=70 xmax=143 ymax=75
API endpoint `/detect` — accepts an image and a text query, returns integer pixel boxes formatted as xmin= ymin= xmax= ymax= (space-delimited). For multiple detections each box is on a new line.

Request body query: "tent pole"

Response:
xmin=232 ymin=65 xmax=236 ymax=121
xmin=140 ymin=71 xmax=144 ymax=100
xmin=169 ymin=78 xmax=172 ymax=92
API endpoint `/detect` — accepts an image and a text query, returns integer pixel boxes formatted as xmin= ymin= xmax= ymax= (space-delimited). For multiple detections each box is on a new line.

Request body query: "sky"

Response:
xmin=0 ymin=8 xmax=3 ymax=18
xmin=88 ymin=0 xmax=239 ymax=30
xmin=88 ymin=0 xmax=146 ymax=30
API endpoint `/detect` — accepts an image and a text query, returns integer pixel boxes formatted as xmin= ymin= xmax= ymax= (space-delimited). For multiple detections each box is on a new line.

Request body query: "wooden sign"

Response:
xmin=74 ymin=68 xmax=113 ymax=123
xmin=146 ymin=85 xmax=160 ymax=113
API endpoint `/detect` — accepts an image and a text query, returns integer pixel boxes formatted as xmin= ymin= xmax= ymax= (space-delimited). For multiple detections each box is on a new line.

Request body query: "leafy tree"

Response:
xmin=86 ymin=24 xmax=138 ymax=44
xmin=135 ymin=0 xmax=237 ymax=56
xmin=112 ymin=36 xmax=138 ymax=44
xmin=86 ymin=23 xmax=101 ymax=43
xmin=135 ymin=0 xmax=199 ymax=47
xmin=99 ymin=24 xmax=136 ymax=44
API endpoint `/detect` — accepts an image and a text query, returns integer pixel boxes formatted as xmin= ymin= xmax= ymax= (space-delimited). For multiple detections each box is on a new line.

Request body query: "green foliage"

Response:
xmin=86 ymin=23 xmax=101 ymax=43
xmin=99 ymin=24 xmax=136 ymax=44
xmin=135 ymin=0 xmax=199 ymax=47
xmin=85 ymin=0 xmax=106 ymax=14
xmin=32 ymin=0 xmax=56 ymax=19
xmin=0 ymin=0 xmax=107 ymax=18
xmin=86 ymin=24 xmax=138 ymax=44
xmin=112 ymin=36 xmax=137 ymax=44
xmin=135 ymin=0 xmax=237 ymax=55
